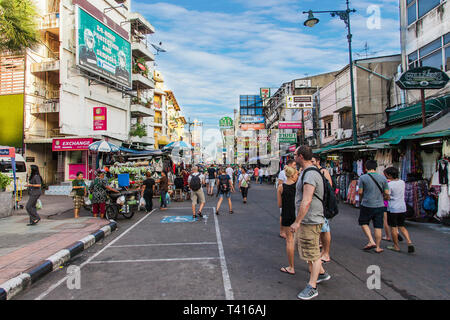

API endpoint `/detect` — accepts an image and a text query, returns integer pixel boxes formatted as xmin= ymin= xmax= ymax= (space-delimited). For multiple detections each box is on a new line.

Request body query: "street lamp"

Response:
xmin=303 ymin=0 xmax=358 ymax=145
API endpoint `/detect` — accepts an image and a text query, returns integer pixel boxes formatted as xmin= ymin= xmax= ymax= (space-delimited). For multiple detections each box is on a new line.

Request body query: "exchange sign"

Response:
xmin=76 ymin=6 xmax=132 ymax=89
xmin=286 ymin=95 xmax=313 ymax=109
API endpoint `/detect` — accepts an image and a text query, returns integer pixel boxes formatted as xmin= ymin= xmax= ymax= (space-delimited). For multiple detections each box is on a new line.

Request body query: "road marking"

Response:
xmin=110 ymin=242 xmax=217 ymax=248
xmin=88 ymin=257 xmax=219 ymax=264
xmin=34 ymin=210 xmax=156 ymax=300
xmin=213 ymin=207 xmax=234 ymax=300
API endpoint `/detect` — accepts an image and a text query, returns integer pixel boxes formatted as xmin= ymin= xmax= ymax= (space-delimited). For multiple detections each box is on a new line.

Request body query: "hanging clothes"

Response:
xmin=357 ymin=160 xmax=364 ymax=176
xmin=443 ymin=139 xmax=450 ymax=158
xmin=438 ymin=185 xmax=450 ymax=218
xmin=420 ymin=150 xmax=440 ymax=181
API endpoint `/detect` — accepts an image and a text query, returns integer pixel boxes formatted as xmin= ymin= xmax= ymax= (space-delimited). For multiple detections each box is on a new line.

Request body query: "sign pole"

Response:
xmin=421 ymin=89 xmax=426 ymax=128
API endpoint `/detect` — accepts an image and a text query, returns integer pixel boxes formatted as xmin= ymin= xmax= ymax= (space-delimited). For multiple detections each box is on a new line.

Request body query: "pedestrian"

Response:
xmin=71 ymin=171 xmax=87 ymax=219
xmin=25 ymin=165 xmax=43 ymax=226
xmin=207 ymin=164 xmax=217 ymax=196
xmin=216 ymin=167 xmax=234 ymax=215
xmin=278 ymin=166 xmax=299 ymax=276
xmin=238 ymin=167 xmax=250 ymax=203
xmin=383 ymin=167 xmax=415 ymax=253
xmin=259 ymin=167 xmax=264 ymax=184
xmin=277 ymin=159 xmax=297 ymax=239
xmin=188 ymin=166 xmax=206 ymax=218
xmin=158 ymin=171 xmax=170 ymax=210
xmin=358 ymin=160 xmax=389 ymax=253
xmin=89 ymin=169 xmax=120 ymax=218
xmin=290 ymin=146 xmax=330 ymax=300
xmin=254 ymin=166 xmax=259 ymax=183
xmin=141 ymin=171 xmax=155 ymax=213
xmin=312 ymin=156 xmax=333 ymax=264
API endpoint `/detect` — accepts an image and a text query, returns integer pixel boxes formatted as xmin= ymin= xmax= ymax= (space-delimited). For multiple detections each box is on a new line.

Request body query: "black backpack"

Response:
xmin=219 ymin=175 xmax=230 ymax=193
xmin=301 ymin=167 xmax=339 ymax=220
xmin=189 ymin=174 xmax=201 ymax=191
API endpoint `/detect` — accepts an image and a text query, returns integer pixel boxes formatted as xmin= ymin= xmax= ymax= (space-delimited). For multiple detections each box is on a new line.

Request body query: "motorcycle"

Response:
xmin=83 ymin=189 xmax=140 ymax=220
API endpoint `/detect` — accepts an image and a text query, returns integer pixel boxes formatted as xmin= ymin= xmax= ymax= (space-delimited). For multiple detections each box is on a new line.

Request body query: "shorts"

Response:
xmin=359 ymin=206 xmax=385 ymax=229
xmin=295 ymin=224 xmax=323 ymax=262
xmin=387 ymin=212 xmax=406 ymax=227
xmin=219 ymin=191 xmax=231 ymax=199
xmin=208 ymin=179 xmax=215 ymax=187
xmin=191 ymin=189 xmax=205 ymax=204
xmin=73 ymin=195 xmax=85 ymax=210
xmin=321 ymin=218 xmax=330 ymax=233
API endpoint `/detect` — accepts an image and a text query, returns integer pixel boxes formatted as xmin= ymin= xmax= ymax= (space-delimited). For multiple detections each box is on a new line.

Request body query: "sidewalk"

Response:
xmin=0 ymin=195 xmax=112 ymax=288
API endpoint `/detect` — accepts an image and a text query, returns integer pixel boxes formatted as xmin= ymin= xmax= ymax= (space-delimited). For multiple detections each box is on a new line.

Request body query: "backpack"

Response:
xmin=219 ymin=175 xmax=230 ymax=193
xmin=423 ymin=195 xmax=437 ymax=213
xmin=189 ymin=174 xmax=201 ymax=191
xmin=301 ymin=167 xmax=339 ymax=220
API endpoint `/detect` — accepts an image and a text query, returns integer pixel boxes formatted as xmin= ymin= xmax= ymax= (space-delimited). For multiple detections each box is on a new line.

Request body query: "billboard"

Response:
xmin=240 ymin=123 xmax=265 ymax=131
xmin=76 ymin=6 xmax=132 ymax=89
xmin=93 ymin=107 xmax=107 ymax=131
xmin=286 ymin=95 xmax=313 ymax=109
xmin=240 ymin=115 xmax=265 ymax=123
xmin=279 ymin=121 xmax=302 ymax=129
xmin=0 ymin=94 xmax=23 ymax=148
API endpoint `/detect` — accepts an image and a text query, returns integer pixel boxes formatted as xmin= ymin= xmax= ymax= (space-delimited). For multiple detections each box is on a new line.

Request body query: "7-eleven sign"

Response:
xmin=260 ymin=88 xmax=271 ymax=100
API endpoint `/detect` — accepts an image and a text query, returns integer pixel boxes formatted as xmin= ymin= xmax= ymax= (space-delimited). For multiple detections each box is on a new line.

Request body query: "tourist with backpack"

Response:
xmin=216 ymin=167 xmax=235 ymax=215
xmin=290 ymin=146 xmax=331 ymax=300
xmin=238 ymin=168 xmax=250 ymax=204
xmin=188 ymin=166 xmax=206 ymax=218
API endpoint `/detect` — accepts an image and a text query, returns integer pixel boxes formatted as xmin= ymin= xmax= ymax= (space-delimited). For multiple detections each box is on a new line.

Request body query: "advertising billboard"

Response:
xmin=240 ymin=116 xmax=265 ymax=123
xmin=0 ymin=94 xmax=23 ymax=148
xmin=93 ymin=107 xmax=107 ymax=131
xmin=52 ymin=138 xmax=94 ymax=151
xmin=279 ymin=121 xmax=302 ymax=129
xmin=286 ymin=95 xmax=313 ymax=109
xmin=76 ymin=6 xmax=132 ymax=89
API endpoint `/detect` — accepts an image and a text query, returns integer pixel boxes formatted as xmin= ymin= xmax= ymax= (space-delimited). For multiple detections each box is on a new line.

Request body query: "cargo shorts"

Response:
xmin=295 ymin=223 xmax=323 ymax=262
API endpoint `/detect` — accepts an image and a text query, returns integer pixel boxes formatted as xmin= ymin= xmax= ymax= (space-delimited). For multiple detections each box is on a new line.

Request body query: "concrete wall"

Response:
xmin=319 ymin=80 xmax=338 ymax=145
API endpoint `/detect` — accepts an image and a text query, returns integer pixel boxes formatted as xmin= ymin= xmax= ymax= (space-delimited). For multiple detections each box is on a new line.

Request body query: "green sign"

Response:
xmin=279 ymin=133 xmax=297 ymax=144
xmin=219 ymin=117 xmax=233 ymax=128
xmin=260 ymin=88 xmax=271 ymax=99
xmin=396 ymin=67 xmax=449 ymax=90
xmin=76 ymin=6 xmax=132 ymax=89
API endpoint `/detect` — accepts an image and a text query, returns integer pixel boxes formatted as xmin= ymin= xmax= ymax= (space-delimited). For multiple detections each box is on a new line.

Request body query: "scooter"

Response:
xmin=105 ymin=189 xmax=139 ymax=220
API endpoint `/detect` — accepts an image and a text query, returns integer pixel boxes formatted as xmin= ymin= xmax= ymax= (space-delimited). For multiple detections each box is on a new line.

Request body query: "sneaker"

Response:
xmin=297 ymin=284 xmax=318 ymax=300
xmin=316 ymin=272 xmax=331 ymax=284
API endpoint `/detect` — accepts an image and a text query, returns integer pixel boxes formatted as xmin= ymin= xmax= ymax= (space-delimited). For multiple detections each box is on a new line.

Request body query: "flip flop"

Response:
xmin=374 ymin=249 xmax=384 ymax=253
xmin=387 ymin=245 xmax=400 ymax=252
xmin=321 ymin=259 xmax=331 ymax=264
xmin=280 ymin=267 xmax=295 ymax=275
xmin=382 ymin=237 xmax=392 ymax=242
xmin=363 ymin=244 xmax=377 ymax=251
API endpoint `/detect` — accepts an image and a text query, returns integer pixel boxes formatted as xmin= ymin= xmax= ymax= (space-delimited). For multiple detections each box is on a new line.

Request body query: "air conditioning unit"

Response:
xmin=335 ymin=128 xmax=344 ymax=140
xmin=343 ymin=129 xmax=353 ymax=139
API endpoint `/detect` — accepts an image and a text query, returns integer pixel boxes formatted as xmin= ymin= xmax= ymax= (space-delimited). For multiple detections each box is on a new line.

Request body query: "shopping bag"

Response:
xmin=36 ymin=199 xmax=43 ymax=210
xmin=139 ymin=197 xmax=146 ymax=209
xmin=84 ymin=198 xmax=91 ymax=206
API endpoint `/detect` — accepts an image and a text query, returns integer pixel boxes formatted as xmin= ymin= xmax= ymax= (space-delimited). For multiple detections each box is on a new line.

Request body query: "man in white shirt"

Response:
xmin=226 ymin=165 xmax=234 ymax=184
xmin=188 ymin=166 xmax=206 ymax=218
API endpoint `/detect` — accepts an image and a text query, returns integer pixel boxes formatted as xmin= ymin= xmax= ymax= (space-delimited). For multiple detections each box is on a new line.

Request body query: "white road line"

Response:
xmin=34 ymin=209 xmax=156 ymax=300
xmin=213 ymin=207 xmax=234 ymax=300
xmin=110 ymin=242 xmax=217 ymax=248
xmin=88 ymin=257 xmax=219 ymax=264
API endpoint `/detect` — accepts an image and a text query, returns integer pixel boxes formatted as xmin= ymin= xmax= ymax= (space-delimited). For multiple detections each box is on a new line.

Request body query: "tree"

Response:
xmin=0 ymin=0 xmax=39 ymax=53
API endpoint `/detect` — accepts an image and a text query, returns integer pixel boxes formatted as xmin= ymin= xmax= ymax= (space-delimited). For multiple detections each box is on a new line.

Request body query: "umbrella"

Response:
xmin=162 ymin=141 xmax=193 ymax=150
xmin=88 ymin=140 xmax=120 ymax=153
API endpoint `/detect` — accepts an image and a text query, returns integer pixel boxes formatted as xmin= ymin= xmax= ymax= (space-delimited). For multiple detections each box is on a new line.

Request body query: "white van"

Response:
xmin=0 ymin=154 xmax=28 ymax=192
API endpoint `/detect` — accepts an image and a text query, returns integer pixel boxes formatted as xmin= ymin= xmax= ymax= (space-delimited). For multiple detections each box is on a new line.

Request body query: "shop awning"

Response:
xmin=313 ymin=141 xmax=353 ymax=154
xmin=368 ymin=122 xmax=423 ymax=145
xmin=386 ymin=94 xmax=450 ymax=126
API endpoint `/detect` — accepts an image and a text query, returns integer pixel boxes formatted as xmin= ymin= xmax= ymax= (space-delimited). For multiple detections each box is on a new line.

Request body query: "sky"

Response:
xmin=132 ymin=0 xmax=401 ymax=159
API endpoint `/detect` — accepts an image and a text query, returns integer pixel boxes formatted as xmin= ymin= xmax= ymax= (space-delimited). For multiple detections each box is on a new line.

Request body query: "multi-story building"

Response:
xmin=152 ymin=70 xmax=169 ymax=149
xmin=165 ymin=90 xmax=187 ymax=142
xmin=0 ymin=0 xmax=159 ymax=184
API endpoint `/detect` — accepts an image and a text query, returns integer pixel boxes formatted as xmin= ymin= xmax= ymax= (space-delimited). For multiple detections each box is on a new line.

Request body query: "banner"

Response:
xmin=279 ymin=121 xmax=302 ymax=129
xmin=93 ymin=107 xmax=107 ymax=131
xmin=279 ymin=133 xmax=297 ymax=144
xmin=240 ymin=116 xmax=265 ymax=123
xmin=52 ymin=138 xmax=93 ymax=151
xmin=76 ymin=6 xmax=132 ymax=89
xmin=240 ymin=123 xmax=265 ymax=131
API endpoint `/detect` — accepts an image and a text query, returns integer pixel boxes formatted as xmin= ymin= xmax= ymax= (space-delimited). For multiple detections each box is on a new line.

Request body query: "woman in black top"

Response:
xmin=277 ymin=166 xmax=298 ymax=275
xmin=25 ymin=165 xmax=43 ymax=226
xmin=141 ymin=171 xmax=155 ymax=213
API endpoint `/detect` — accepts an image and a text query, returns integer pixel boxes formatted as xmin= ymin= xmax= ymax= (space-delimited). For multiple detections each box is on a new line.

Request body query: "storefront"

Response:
xmin=52 ymin=137 xmax=95 ymax=181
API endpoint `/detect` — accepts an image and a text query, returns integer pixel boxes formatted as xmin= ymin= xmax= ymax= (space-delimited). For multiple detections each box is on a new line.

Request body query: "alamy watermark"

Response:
xmin=366 ymin=5 xmax=381 ymax=30
xmin=366 ymin=265 xmax=381 ymax=290
xmin=66 ymin=265 xmax=81 ymax=290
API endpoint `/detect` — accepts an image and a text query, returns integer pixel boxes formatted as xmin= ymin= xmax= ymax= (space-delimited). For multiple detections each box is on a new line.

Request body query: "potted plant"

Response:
xmin=0 ymin=173 xmax=13 ymax=218
xmin=129 ymin=123 xmax=147 ymax=138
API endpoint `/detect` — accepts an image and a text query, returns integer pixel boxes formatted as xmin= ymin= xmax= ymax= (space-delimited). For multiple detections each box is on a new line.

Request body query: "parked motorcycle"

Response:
xmin=83 ymin=189 xmax=139 ymax=220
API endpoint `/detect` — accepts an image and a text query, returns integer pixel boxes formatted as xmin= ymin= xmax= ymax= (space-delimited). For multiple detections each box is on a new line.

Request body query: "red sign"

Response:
xmin=0 ymin=147 xmax=15 ymax=157
xmin=289 ymin=145 xmax=297 ymax=152
xmin=240 ymin=123 xmax=265 ymax=131
xmin=93 ymin=107 xmax=107 ymax=131
xmin=69 ymin=164 xmax=87 ymax=180
xmin=52 ymin=138 xmax=93 ymax=151
xmin=137 ymin=63 xmax=146 ymax=71
xmin=279 ymin=121 xmax=302 ymax=129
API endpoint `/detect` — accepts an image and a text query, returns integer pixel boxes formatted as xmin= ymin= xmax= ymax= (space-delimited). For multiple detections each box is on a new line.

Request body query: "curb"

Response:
xmin=0 ymin=220 xmax=118 ymax=300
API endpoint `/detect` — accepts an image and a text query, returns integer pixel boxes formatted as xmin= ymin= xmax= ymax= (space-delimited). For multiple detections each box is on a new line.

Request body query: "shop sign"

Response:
xmin=52 ymin=138 xmax=93 ymax=151
xmin=240 ymin=123 xmax=265 ymax=131
xmin=93 ymin=107 xmax=107 ymax=131
xmin=294 ymin=79 xmax=312 ymax=88
xmin=279 ymin=133 xmax=297 ymax=143
xmin=0 ymin=147 xmax=15 ymax=157
xmin=279 ymin=121 xmax=302 ymax=129
xmin=286 ymin=96 xmax=313 ymax=109
xmin=219 ymin=116 xmax=233 ymax=128
xmin=69 ymin=164 xmax=87 ymax=180
xmin=288 ymin=145 xmax=297 ymax=152
xmin=260 ymin=88 xmax=271 ymax=99
xmin=240 ymin=116 xmax=265 ymax=123
xmin=396 ymin=67 xmax=450 ymax=90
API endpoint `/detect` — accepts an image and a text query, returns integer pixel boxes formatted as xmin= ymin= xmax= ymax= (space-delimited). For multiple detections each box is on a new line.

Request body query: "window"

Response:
xmin=407 ymin=2 xmax=416 ymax=25
xmin=419 ymin=39 xmax=441 ymax=57
xmin=324 ymin=121 xmax=332 ymax=137
xmin=445 ymin=33 xmax=450 ymax=45
xmin=409 ymin=35 xmax=449 ymax=71
xmin=445 ymin=46 xmax=450 ymax=71
xmin=420 ymin=50 xmax=443 ymax=69
xmin=408 ymin=51 xmax=418 ymax=69
xmin=418 ymin=0 xmax=440 ymax=18
xmin=407 ymin=0 xmax=442 ymax=24
xmin=340 ymin=110 xmax=352 ymax=130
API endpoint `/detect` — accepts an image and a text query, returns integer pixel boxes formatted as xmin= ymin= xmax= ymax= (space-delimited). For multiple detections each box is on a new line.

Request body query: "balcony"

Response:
xmin=31 ymin=59 xmax=60 ymax=74
xmin=132 ymin=72 xmax=154 ymax=90
xmin=132 ymin=39 xmax=155 ymax=62
xmin=130 ymin=135 xmax=155 ymax=146
xmin=131 ymin=103 xmax=155 ymax=118
xmin=129 ymin=13 xmax=155 ymax=35
xmin=39 ymin=13 xmax=60 ymax=36
xmin=153 ymin=118 xmax=163 ymax=127
xmin=31 ymin=101 xmax=60 ymax=114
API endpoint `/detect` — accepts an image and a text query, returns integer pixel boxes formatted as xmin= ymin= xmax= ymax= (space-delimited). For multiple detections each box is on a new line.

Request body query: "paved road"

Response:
xmin=16 ymin=183 xmax=450 ymax=300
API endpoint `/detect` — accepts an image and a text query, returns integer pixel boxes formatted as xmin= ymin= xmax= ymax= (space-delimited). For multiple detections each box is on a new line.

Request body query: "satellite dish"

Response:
xmin=151 ymin=42 xmax=166 ymax=55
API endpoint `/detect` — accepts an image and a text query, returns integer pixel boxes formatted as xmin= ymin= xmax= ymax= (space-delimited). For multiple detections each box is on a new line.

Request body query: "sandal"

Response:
xmin=280 ymin=267 xmax=295 ymax=275
xmin=374 ymin=248 xmax=384 ymax=253
xmin=387 ymin=245 xmax=400 ymax=252
xmin=363 ymin=244 xmax=377 ymax=251
xmin=229 ymin=210 xmax=234 ymax=214
xmin=197 ymin=211 xmax=203 ymax=217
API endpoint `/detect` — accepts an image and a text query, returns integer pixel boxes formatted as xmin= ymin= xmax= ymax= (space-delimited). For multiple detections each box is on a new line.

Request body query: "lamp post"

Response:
xmin=303 ymin=0 xmax=358 ymax=145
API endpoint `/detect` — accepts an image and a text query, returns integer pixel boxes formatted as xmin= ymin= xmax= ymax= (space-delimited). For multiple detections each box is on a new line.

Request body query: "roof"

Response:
xmin=415 ymin=113 xmax=450 ymax=135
